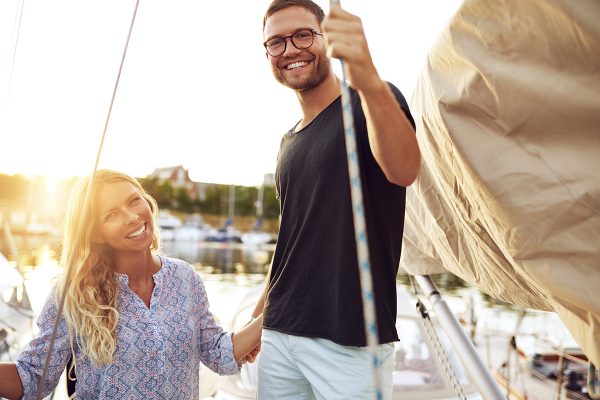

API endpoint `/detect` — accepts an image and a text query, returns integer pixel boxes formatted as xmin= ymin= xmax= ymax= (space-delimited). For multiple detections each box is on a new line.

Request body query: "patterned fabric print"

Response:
xmin=15 ymin=256 xmax=239 ymax=399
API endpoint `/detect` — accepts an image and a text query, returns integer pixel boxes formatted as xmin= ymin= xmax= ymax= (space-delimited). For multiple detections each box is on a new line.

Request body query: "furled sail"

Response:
xmin=401 ymin=0 xmax=600 ymax=366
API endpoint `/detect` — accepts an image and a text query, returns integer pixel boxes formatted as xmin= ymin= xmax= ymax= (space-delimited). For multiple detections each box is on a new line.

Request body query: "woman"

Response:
xmin=0 ymin=170 xmax=262 ymax=399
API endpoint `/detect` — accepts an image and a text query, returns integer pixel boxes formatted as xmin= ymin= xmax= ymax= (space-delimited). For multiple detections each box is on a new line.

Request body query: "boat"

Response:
xmin=157 ymin=210 xmax=182 ymax=241
xmin=486 ymin=334 xmax=594 ymax=400
xmin=0 ymin=252 xmax=34 ymax=363
xmin=240 ymin=183 xmax=275 ymax=247
xmin=174 ymin=215 xmax=212 ymax=242
xmin=198 ymin=277 xmax=483 ymax=400
xmin=206 ymin=220 xmax=242 ymax=244
xmin=240 ymin=229 xmax=272 ymax=247
xmin=402 ymin=0 xmax=600 ymax=372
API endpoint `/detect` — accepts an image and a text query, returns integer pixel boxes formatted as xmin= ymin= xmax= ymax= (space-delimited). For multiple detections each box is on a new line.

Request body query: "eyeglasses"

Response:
xmin=263 ymin=29 xmax=323 ymax=57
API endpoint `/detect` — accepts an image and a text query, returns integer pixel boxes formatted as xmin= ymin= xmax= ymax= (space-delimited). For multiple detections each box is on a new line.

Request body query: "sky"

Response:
xmin=0 ymin=0 xmax=462 ymax=186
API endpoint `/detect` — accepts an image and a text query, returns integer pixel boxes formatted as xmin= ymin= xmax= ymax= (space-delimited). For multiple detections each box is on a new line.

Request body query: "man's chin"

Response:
xmin=273 ymin=68 xmax=328 ymax=92
xmin=279 ymin=76 xmax=320 ymax=92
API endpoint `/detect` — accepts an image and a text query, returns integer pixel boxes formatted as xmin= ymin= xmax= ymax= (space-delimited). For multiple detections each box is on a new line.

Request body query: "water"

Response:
xmin=2 ymin=235 xmax=584 ymax=400
xmin=3 ymin=234 xmax=578 ymax=350
xmin=161 ymin=240 xmax=274 ymax=275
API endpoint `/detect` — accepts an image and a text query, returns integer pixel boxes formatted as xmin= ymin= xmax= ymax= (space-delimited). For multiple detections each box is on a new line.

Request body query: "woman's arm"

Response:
xmin=10 ymin=287 xmax=72 ymax=400
xmin=0 ymin=363 xmax=23 ymax=400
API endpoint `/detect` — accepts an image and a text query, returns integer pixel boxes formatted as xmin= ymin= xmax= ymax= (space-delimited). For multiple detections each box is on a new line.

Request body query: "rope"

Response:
xmin=6 ymin=0 xmax=25 ymax=106
xmin=34 ymin=1 xmax=141 ymax=398
xmin=329 ymin=1 xmax=382 ymax=399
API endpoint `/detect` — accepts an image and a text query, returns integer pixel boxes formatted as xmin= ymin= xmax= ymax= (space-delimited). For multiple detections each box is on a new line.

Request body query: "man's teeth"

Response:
xmin=286 ymin=61 xmax=308 ymax=70
xmin=127 ymin=224 xmax=145 ymax=238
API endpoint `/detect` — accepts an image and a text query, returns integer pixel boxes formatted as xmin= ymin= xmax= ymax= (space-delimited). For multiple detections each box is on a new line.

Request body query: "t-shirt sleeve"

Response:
xmin=387 ymin=82 xmax=416 ymax=130
xmin=15 ymin=286 xmax=72 ymax=400
xmin=350 ymin=81 xmax=415 ymax=139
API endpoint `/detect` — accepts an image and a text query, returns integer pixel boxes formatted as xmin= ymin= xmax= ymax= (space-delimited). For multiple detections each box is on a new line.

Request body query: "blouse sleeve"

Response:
xmin=189 ymin=271 xmax=240 ymax=376
xmin=15 ymin=287 xmax=72 ymax=400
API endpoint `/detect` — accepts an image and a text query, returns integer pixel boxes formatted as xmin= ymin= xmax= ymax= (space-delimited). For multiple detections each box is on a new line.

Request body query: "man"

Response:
xmin=251 ymin=1 xmax=420 ymax=398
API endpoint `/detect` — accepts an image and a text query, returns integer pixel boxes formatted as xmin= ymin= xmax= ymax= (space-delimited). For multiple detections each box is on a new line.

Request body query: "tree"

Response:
xmin=156 ymin=181 xmax=175 ymax=208
xmin=263 ymin=186 xmax=279 ymax=219
xmin=175 ymin=187 xmax=194 ymax=213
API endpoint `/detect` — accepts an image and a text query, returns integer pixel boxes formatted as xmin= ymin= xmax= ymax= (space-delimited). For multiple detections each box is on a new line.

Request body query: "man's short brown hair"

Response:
xmin=263 ymin=0 xmax=326 ymax=29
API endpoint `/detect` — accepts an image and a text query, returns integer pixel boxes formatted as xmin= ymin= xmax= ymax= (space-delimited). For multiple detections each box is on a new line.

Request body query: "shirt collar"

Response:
xmin=113 ymin=254 xmax=166 ymax=286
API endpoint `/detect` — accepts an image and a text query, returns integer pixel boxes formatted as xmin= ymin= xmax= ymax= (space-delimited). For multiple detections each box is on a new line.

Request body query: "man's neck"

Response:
xmin=295 ymin=73 xmax=341 ymax=129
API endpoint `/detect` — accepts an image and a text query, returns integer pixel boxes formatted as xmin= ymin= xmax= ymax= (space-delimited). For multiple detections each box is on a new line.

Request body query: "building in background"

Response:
xmin=148 ymin=165 xmax=216 ymax=201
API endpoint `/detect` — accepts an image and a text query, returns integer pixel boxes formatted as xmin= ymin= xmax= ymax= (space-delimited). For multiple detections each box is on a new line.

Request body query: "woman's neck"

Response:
xmin=113 ymin=250 xmax=159 ymax=286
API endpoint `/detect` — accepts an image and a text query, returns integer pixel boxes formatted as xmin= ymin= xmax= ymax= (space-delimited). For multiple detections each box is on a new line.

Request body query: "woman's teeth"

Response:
xmin=127 ymin=224 xmax=146 ymax=238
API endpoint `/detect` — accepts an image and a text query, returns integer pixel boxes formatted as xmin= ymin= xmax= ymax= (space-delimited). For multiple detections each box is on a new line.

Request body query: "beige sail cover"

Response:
xmin=400 ymin=0 xmax=600 ymax=366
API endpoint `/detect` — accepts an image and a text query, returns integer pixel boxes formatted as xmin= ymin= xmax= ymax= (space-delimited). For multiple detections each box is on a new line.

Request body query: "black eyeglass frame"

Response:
xmin=263 ymin=29 xmax=323 ymax=57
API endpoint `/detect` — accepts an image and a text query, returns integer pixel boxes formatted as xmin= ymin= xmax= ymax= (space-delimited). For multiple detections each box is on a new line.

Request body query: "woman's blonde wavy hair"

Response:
xmin=59 ymin=169 xmax=160 ymax=366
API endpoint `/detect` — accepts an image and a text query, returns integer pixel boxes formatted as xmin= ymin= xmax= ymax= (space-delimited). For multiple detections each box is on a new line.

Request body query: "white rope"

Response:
xmin=34 ymin=1 xmax=142 ymax=398
xmin=329 ymin=1 xmax=382 ymax=399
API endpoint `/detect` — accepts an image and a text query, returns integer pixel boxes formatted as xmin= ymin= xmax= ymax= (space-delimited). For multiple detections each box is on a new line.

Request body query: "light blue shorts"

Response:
xmin=257 ymin=329 xmax=395 ymax=400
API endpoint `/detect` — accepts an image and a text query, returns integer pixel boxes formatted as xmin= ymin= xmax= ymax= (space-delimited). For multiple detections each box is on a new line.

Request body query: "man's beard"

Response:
xmin=272 ymin=55 xmax=330 ymax=92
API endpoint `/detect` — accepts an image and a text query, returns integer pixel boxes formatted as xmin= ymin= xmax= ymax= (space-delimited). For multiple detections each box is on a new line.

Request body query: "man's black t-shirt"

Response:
xmin=265 ymin=83 xmax=415 ymax=346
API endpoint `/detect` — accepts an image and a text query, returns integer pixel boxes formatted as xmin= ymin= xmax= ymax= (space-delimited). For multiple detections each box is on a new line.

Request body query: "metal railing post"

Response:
xmin=415 ymin=275 xmax=505 ymax=400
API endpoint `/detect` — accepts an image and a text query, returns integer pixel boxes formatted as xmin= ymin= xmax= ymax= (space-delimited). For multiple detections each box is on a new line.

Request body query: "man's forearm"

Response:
xmin=252 ymin=257 xmax=272 ymax=318
xmin=232 ymin=314 xmax=264 ymax=361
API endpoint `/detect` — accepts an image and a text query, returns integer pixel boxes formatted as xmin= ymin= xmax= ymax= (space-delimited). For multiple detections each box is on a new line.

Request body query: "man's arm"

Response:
xmin=252 ymin=253 xmax=272 ymax=318
xmin=323 ymin=5 xmax=420 ymax=187
xmin=252 ymin=278 xmax=269 ymax=319
xmin=239 ymin=251 xmax=273 ymax=364
xmin=0 ymin=363 xmax=23 ymax=400
xmin=232 ymin=315 xmax=264 ymax=362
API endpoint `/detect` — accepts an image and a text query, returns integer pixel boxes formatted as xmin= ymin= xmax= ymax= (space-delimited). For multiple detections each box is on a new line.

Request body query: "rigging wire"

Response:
xmin=329 ymin=1 xmax=382 ymax=398
xmin=409 ymin=275 xmax=468 ymax=400
xmin=416 ymin=299 xmax=468 ymax=400
xmin=34 ymin=0 xmax=142 ymax=398
xmin=6 ymin=0 xmax=25 ymax=107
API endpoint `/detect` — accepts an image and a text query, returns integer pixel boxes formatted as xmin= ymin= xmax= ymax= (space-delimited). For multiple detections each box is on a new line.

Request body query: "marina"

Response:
xmin=1 ymin=0 xmax=599 ymax=398
xmin=1 ymin=233 xmax=593 ymax=399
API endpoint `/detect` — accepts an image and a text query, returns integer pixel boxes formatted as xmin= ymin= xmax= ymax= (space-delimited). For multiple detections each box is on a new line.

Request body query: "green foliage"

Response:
xmin=234 ymin=186 xmax=257 ymax=216
xmin=262 ymin=186 xmax=280 ymax=218
xmin=199 ymin=185 xmax=227 ymax=215
xmin=140 ymin=180 xmax=280 ymax=219
xmin=174 ymin=186 xmax=194 ymax=213
xmin=0 ymin=173 xmax=279 ymax=224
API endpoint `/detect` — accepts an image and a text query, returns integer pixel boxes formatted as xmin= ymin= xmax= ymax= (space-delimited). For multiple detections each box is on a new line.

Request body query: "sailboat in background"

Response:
xmin=241 ymin=181 xmax=274 ymax=246
xmin=0 ymin=222 xmax=35 ymax=363
xmin=0 ymin=251 xmax=33 ymax=363
xmin=207 ymin=185 xmax=242 ymax=243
